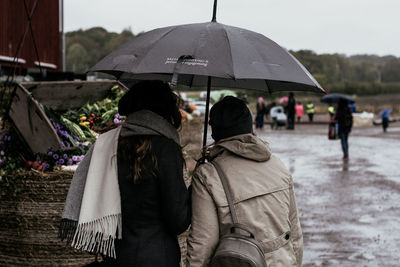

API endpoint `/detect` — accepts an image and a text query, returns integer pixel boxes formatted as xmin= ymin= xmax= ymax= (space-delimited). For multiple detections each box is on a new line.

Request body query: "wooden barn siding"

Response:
xmin=0 ymin=0 xmax=61 ymax=71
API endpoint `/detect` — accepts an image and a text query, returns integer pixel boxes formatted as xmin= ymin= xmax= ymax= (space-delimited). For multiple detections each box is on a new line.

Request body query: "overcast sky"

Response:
xmin=64 ymin=0 xmax=400 ymax=57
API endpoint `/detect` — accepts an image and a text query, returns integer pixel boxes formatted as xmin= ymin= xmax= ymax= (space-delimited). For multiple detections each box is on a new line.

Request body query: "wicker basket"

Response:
xmin=0 ymin=169 xmax=192 ymax=266
xmin=0 ymin=170 xmax=95 ymax=266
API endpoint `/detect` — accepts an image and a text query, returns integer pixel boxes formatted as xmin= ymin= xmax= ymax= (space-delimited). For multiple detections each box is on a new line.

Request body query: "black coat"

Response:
xmin=103 ymin=136 xmax=191 ymax=267
xmin=335 ymin=106 xmax=353 ymax=134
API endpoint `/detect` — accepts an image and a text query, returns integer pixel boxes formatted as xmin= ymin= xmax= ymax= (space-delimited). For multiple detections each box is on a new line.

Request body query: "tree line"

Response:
xmin=66 ymin=27 xmax=400 ymax=95
xmin=290 ymin=50 xmax=400 ymax=95
xmin=66 ymin=27 xmax=136 ymax=74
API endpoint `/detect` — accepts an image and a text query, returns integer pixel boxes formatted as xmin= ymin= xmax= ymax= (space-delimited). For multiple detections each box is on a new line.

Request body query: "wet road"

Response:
xmin=256 ymin=123 xmax=400 ymax=266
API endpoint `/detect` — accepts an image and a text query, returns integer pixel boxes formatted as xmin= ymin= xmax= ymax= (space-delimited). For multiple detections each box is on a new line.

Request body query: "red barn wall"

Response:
xmin=0 ymin=0 xmax=61 ymax=72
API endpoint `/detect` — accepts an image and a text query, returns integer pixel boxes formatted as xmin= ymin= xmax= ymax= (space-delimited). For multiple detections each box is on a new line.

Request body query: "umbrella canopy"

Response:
xmin=90 ymin=22 xmax=324 ymax=94
xmin=320 ymin=93 xmax=355 ymax=104
xmin=379 ymin=108 xmax=392 ymax=116
xmin=279 ymin=96 xmax=288 ymax=104
xmin=89 ymin=1 xmax=325 ymax=149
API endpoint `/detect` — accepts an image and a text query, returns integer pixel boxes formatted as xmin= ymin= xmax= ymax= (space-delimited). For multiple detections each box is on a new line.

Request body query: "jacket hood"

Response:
xmin=208 ymin=133 xmax=271 ymax=162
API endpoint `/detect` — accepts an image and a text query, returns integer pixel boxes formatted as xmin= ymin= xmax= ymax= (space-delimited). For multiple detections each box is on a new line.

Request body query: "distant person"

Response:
xmin=295 ymin=102 xmax=303 ymax=123
xmin=255 ymin=97 xmax=266 ymax=129
xmin=328 ymin=105 xmax=338 ymax=140
xmin=380 ymin=108 xmax=391 ymax=132
xmin=187 ymin=96 xmax=303 ymax=266
xmin=328 ymin=105 xmax=335 ymax=120
xmin=239 ymin=93 xmax=248 ymax=104
xmin=335 ymin=99 xmax=353 ymax=160
xmin=286 ymin=92 xmax=296 ymax=129
xmin=350 ymin=103 xmax=356 ymax=113
xmin=306 ymin=102 xmax=315 ymax=122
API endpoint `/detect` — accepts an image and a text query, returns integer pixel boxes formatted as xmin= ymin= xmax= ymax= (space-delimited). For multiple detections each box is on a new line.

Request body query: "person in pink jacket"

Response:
xmin=295 ymin=102 xmax=304 ymax=122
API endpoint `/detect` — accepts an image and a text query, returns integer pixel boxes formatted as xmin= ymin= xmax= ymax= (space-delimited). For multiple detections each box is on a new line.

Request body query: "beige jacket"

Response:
xmin=186 ymin=134 xmax=303 ymax=267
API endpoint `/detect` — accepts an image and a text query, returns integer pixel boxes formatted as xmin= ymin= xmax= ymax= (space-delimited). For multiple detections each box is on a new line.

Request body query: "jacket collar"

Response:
xmin=120 ymin=110 xmax=180 ymax=145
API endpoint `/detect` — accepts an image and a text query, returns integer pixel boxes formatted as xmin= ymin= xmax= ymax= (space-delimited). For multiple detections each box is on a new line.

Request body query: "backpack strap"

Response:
xmin=210 ymin=161 xmax=239 ymax=224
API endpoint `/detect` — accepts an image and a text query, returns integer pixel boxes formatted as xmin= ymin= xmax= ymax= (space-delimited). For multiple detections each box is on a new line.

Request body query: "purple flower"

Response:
xmin=0 ymin=158 xmax=4 ymax=164
xmin=67 ymin=159 xmax=73 ymax=165
xmin=0 ymin=150 xmax=4 ymax=156
xmin=60 ymin=130 xmax=69 ymax=138
xmin=79 ymin=142 xmax=83 ymax=147
xmin=36 ymin=156 xmax=41 ymax=162
xmin=72 ymin=155 xmax=78 ymax=161
xmin=63 ymin=154 xmax=68 ymax=159
xmin=74 ymin=136 xmax=80 ymax=141
xmin=59 ymin=158 xmax=65 ymax=165
xmin=7 ymin=136 xmax=11 ymax=141
xmin=48 ymin=151 xmax=53 ymax=156
xmin=53 ymin=154 xmax=59 ymax=160
xmin=56 ymin=160 xmax=61 ymax=166
xmin=42 ymin=162 xmax=50 ymax=170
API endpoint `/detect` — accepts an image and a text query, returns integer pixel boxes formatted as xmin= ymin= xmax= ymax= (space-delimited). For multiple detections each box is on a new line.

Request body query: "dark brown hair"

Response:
xmin=119 ymin=137 xmax=158 ymax=184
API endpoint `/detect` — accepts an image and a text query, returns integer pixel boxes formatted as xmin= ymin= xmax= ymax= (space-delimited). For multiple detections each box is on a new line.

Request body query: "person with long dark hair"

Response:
xmin=61 ymin=80 xmax=191 ymax=267
xmin=335 ymin=99 xmax=353 ymax=160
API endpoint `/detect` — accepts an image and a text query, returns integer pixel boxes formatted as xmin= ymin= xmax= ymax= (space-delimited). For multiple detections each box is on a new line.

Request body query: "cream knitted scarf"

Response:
xmin=60 ymin=110 xmax=180 ymax=258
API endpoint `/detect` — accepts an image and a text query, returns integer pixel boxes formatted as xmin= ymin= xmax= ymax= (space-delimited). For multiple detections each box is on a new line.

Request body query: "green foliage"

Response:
xmin=66 ymin=27 xmax=135 ymax=73
xmin=381 ymin=58 xmax=400 ymax=82
xmin=66 ymin=43 xmax=91 ymax=73
xmin=328 ymin=82 xmax=400 ymax=95
xmin=290 ymin=50 xmax=400 ymax=94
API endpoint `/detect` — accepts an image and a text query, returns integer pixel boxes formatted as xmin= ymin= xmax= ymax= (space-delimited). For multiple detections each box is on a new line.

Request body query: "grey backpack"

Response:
xmin=210 ymin=161 xmax=267 ymax=267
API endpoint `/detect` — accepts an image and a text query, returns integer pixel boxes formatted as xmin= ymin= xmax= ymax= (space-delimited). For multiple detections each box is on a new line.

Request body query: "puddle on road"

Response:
xmin=257 ymin=126 xmax=400 ymax=266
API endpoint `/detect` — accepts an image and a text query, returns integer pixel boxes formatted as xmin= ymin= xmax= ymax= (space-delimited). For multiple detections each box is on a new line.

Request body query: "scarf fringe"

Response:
xmin=71 ymin=214 xmax=122 ymax=258
xmin=59 ymin=219 xmax=78 ymax=244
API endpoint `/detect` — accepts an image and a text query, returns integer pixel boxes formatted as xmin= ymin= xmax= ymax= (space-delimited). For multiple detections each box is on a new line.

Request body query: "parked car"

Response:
xmin=189 ymin=100 xmax=213 ymax=116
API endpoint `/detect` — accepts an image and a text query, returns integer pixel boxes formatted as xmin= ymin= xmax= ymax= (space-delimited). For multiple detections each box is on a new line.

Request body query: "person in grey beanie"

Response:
xmin=186 ymin=96 xmax=303 ymax=266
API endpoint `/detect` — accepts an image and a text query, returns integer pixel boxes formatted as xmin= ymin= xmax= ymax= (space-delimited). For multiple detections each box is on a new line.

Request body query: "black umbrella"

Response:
xmin=90 ymin=0 xmax=325 ymax=149
xmin=320 ymin=93 xmax=355 ymax=104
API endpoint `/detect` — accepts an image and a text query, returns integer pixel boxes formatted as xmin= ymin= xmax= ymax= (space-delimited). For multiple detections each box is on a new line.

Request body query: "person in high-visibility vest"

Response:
xmin=328 ymin=105 xmax=335 ymax=120
xmin=306 ymin=102 xmax=314 ymax=122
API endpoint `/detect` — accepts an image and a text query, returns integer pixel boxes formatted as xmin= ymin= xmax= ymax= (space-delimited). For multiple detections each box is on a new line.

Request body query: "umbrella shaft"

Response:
xmin=212 ymin=0 xmax=217 ymax=22
xmin=202 ymin=76 xmax=212 ymax=152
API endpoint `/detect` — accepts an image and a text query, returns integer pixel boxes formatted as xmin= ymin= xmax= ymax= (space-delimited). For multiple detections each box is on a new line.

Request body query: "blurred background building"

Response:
xmin=0 ymin=0 xmax=76 ymax=81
